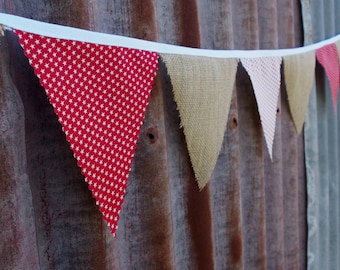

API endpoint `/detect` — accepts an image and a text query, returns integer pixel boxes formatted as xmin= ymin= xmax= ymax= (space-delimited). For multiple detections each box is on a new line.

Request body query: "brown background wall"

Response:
xmin=0 ymin=0 xmax=306 ymax=269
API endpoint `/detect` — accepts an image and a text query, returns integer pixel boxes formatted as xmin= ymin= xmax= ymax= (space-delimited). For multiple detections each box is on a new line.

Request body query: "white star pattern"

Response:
xmin=15 ymin=30 xmax=159 ymax=236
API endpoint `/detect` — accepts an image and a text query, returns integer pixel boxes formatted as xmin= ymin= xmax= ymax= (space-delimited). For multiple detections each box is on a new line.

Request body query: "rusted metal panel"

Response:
xmin=0 ymin=0 xmax=309 ymax=269
xmin=304 ymin=1 xmax=340 ymax=269
xmin=0 ymin=34 xmax=40 ymax=269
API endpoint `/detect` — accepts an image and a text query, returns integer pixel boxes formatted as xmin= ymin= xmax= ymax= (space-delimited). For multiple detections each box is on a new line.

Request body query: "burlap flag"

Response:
xmin=283 ymin=51 xmax=316 ymax=133
xmin=316 ymin=44 xmax=340 ymax=111
xmin=161 ymin=54 xmax=238 ymax=190
xmin=14 ymin=30 xmax=159 ymax=236
xmin=241 ymin=57 xmax=282 ymax=159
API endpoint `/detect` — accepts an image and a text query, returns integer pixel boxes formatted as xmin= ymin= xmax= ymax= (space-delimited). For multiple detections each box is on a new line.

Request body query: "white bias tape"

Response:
xmin=0 ymin=12 xmax=340 ymax=59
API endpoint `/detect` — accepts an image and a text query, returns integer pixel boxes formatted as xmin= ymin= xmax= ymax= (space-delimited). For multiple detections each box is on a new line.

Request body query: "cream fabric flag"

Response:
xmin=161 ymin=54 xmax=238 ymax=190
xmin=283 ymin=51 xmax=316 ymax=133
xmin=241 ymin=57 xmax=282 ymax=160
xmin=335 ymin=40 xmax=340 ymax=86
xmin=336 ymin=40 xmax=340 ymax=64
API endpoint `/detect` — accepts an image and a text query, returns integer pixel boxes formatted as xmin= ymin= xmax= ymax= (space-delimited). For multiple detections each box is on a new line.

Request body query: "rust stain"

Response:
xmin=230 ymin=233 xmax=243 ymax=264
xmin=131 ymin=0 xmax=158 ymax=41
xmin=188 ymin=177 xmax=214 ymax=269
xmin=179 ymin=0 xmax=201 ymax=47
xmin=228 ymin=177 xmax=243 ymax=266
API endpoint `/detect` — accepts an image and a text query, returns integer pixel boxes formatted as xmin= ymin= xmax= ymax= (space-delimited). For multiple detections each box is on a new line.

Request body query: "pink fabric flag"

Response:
xmin=14 ymin=29 xmax=159 ymax=236
xmin=241 ymin=57 xmax=282 ymax=159
xmin=316 ymin=43 xmax=340 ymax=111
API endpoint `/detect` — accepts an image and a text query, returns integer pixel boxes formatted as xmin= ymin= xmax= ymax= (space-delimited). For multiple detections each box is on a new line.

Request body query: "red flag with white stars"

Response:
xmin=14 ymin=29 xmax=159 ymax=236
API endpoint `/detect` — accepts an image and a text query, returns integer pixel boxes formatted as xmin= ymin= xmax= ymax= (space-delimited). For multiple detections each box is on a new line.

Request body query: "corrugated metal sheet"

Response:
xmin=303 ymin=1 xmax=340 ymax=270
xmin=0 ymin=1 xmax=310 ymax=269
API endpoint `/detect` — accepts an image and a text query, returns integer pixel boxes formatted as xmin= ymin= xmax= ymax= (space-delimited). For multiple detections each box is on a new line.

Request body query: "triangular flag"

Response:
xmin=335 ymin=40 xmax=340 ymax=86
xmin=316 ymin=43 xmax=340 ymax=111
xmin=161 ymin=54 xmax=238 ymax=190
xmin=283 ymin=51 xmax=316 ymax=133
xmin=336 ymin=40 xmax=340 ymax=62
xmin=241 ymin=57 xmax=282 ymax=159
xmin=13 ymin=29 xmax=159 ymax=236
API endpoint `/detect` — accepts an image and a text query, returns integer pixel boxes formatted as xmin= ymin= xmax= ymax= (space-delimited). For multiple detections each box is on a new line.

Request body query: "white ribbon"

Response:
xmin=1 ymin=12 xmax=340 ymax=58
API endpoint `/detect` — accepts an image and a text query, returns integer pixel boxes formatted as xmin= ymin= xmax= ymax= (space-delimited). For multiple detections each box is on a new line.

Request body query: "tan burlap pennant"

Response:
xmin=161 ymin=54 xmax=238 ymax=190
xmin=283 ymin=51 xmax=316 ymax=133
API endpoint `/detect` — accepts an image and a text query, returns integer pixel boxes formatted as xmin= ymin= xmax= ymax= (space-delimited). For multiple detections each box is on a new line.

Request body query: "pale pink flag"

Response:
xmin=241 ymin=57 xmax=282 ymax=159
xmin=316 ymin=44 xmax=340 ymax=111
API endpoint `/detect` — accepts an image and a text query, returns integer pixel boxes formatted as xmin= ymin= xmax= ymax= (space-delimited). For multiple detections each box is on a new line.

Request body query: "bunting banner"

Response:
xmin=316 ymin=44 xmax=340 ymax=111
xmin=1 ymin=13 xmax=340 ymax=236
xmin=241 ymin=57 xmax=282 ymax=159
xmin=283 ymin=51 xmax=316 ymax=133
xmin=161 ymin=54 xmax=238 ymax=190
